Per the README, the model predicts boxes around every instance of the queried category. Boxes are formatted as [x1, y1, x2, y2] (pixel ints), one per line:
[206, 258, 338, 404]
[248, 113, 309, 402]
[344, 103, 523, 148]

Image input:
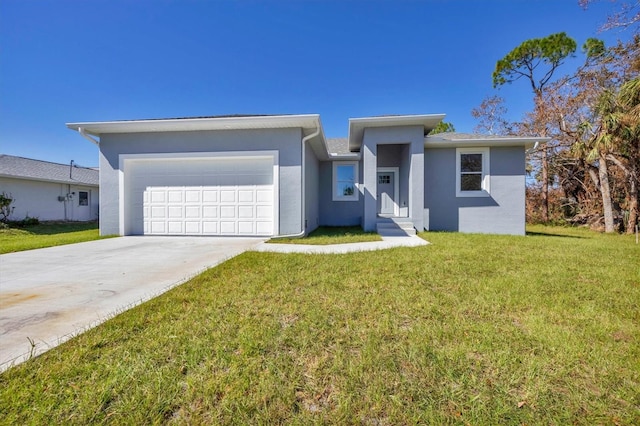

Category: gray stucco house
[66, 114, 543, 237]
[0, 154, 99, 222]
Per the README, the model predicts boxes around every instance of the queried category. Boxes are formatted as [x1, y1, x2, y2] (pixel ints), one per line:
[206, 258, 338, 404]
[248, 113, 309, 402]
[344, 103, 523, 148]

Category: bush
[22, 216, 40, 226]
[11, 216, 40, 227]
[0, 192, 15, 223]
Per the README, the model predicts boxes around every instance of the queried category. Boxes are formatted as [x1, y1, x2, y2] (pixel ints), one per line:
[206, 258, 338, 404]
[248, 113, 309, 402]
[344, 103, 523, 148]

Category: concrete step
[378, 228, 417, 237]
[376, 219, 416, 236]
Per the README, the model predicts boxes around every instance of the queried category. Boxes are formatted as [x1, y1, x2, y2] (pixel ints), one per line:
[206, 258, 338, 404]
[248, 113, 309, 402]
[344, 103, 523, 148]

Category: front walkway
[253, 234, 429, 254]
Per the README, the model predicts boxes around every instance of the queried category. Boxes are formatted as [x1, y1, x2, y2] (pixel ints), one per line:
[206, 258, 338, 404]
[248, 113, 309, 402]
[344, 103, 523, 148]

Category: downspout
[78, 127, 100, 146]
[271, 124, 321, 239]
[65, 184, 71, 221]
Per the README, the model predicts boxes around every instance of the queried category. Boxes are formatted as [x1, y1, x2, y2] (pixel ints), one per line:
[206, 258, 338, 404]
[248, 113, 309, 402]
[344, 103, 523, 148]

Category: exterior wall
[98, 128, 303, 236]
[377, 144, 409, 211]
[424, 146, 526, 235]
[318, 161, 363, 226]
[304, 140, 320, 234]
[0, 177, 98, 221]
[400, 144, 411, 215]
[362, 126, 425, 231]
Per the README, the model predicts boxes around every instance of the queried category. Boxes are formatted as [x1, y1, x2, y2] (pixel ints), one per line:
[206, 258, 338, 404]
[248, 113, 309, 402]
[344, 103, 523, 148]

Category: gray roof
[326, 138, 351, 155]
[0, 155, 99, 186]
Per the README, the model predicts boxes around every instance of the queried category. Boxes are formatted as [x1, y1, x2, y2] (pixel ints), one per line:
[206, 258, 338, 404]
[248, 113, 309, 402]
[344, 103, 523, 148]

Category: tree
[539, 34, 639, 233]
[492, 32, 577, 96]
[428, 121, 455, 135]
[571, 37, 639, 232]
[547, 38, 619, 232]
[471, 95, 512, 135]
[493, 32, 578, 222]
[596, 77, 640, 232]
[579, 0, 640, 32]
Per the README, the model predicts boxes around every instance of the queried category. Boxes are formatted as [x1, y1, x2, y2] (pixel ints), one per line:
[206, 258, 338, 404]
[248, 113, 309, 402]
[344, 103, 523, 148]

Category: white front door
[70, 188, 92, 221]
[377, 171, 395, 215]
[75, 190, 91, 221]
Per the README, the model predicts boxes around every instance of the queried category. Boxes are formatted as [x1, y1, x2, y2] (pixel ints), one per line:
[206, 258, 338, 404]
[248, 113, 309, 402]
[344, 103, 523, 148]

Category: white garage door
[126, 156, 275, 236]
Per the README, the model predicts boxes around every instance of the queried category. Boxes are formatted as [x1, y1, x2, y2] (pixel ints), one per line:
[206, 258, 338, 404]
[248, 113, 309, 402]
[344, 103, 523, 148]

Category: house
[0, 154, 99, 222]
[66, 114, 545, 237]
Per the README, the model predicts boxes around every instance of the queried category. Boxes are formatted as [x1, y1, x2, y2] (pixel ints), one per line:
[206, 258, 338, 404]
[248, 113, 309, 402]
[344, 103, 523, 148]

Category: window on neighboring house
[333, 162, 359, 201]
[456, 148, 490, 197]
[79, 191, 89, 206]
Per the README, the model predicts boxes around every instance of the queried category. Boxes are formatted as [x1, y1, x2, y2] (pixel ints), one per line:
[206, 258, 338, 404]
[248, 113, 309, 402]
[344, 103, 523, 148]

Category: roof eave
[66, 114, 323, 136]
[0, 173, 99, 186]
[424, 136, 550, 149]
[348, 114, 446, 151]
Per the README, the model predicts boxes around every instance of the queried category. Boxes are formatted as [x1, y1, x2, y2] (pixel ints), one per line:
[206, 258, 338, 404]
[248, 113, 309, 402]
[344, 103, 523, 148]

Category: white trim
[349, 114, 446, 152]
[118, 150, 279, 236]
[377, 167, 400, 216]
[332, 161, 359, 202]
[425, 135, 547, 149]
[456, 147, 490, 198]
[68, 114, 321, 136]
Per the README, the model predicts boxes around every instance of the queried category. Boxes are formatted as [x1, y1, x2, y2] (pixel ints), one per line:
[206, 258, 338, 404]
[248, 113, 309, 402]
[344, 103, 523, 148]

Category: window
[332, 162, 359, 201]
[378, 174, 390, 184]
[78, 191, 89, 206]
[456, 148, 490, 197]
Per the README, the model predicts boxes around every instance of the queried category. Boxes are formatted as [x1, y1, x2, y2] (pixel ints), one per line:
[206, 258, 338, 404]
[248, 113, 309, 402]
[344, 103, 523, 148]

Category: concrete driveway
[0, 236, 263, 371]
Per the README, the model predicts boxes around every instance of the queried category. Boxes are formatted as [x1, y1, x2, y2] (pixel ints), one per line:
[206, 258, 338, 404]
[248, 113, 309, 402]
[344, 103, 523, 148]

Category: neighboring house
[66, 114, 545, 237]
[0, 154, 99, 222]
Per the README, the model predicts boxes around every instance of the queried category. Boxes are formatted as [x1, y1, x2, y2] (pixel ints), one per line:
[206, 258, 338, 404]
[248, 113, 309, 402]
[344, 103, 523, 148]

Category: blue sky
[0, 0, 632, 167]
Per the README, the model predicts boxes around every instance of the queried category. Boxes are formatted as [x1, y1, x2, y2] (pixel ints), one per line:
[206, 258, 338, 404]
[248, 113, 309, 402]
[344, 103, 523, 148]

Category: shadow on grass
[307, 226, 373, 238]
[11, 221, 98, 235]
[526, 231, 586, 239]
[268, 226, 381, 245]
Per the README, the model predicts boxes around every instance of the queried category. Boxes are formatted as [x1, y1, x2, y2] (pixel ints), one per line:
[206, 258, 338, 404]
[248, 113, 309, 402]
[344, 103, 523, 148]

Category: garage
[123, 154, 277, 236]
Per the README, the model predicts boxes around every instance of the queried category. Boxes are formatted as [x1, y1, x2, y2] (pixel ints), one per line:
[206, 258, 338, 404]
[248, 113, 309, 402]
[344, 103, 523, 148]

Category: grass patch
[0, 221, 111, 254]
[0, 226, 638, 424]
[268, 226, 382, 245]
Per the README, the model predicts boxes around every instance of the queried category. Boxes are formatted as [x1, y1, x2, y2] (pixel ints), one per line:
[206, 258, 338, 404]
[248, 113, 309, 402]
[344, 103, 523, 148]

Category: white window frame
[456, 147, 490, 197]
[332, 161, 359, 201]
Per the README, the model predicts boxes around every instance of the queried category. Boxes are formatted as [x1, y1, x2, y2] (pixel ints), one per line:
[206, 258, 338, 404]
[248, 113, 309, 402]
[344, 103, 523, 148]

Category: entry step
[376, 219, 416, 236]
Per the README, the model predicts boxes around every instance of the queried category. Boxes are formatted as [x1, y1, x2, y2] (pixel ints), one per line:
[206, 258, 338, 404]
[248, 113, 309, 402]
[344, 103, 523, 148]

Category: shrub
[0, 192, 15, 223]
[14, 216, 40, 227]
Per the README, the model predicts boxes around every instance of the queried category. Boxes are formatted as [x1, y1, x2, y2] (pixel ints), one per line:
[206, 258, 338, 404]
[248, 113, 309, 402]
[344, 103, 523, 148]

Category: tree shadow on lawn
[526, 230, 586, 239]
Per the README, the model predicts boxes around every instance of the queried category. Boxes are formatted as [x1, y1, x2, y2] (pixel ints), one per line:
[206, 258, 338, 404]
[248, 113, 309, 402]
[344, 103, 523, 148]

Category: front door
[75, 190, 91, 221]
[377, 172, 395, 215]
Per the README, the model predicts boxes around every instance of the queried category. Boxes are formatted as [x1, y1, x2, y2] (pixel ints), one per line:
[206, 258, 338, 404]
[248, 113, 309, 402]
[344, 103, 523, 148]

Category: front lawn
[0, 221, 108, 254]
[0, 226, 638, 424]
[268, 226, 382, 245]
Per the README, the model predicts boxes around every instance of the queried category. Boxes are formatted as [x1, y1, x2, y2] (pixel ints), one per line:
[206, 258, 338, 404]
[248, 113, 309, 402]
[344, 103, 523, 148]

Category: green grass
[1, 226, 638, 424]
[268, 226, 382, 245]
[0, 221, 110, 254]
